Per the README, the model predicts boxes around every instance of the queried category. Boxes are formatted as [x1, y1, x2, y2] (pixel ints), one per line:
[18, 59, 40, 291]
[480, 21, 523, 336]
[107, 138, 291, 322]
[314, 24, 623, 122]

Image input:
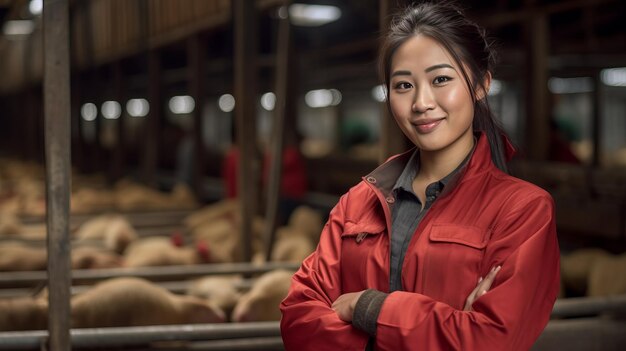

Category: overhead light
[261, 92, 276, 111]
[169, 95, 195, 114]
[218, 94, 235, 112]
[3, 20, 35, 36]
[488, 79, 503, 96]
[601, 67, 626, 87]
[80, 103, 97, 122]
[29, 0, 43, 16]
[101, 101, 121, 119]
[126, 99, 149, 117]
[305, 89, 341, 108]
[329, 89, 342, 105]
[288, 4, 341, 26]
[548, 77, 593, 94]
[371, 85, 387, 102]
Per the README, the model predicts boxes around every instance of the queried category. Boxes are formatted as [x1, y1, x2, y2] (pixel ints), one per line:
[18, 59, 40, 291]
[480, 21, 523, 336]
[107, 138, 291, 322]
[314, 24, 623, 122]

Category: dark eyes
[393, 76, 452, 90]
[433, 76, 452, 84]
[394, 82, 413, 90]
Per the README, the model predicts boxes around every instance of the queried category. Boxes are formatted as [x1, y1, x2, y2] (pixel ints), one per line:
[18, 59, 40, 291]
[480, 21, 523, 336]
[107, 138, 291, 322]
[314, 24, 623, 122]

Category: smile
[413, 118, 445, 134]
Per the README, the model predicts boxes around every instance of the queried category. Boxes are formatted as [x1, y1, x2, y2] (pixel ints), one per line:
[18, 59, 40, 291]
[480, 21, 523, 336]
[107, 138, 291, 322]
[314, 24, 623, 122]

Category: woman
[280, 2, 560, 350]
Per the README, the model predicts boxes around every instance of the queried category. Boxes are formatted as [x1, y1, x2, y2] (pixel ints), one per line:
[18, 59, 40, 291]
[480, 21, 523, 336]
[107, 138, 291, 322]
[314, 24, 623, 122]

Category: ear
[476, 71, 492, 101]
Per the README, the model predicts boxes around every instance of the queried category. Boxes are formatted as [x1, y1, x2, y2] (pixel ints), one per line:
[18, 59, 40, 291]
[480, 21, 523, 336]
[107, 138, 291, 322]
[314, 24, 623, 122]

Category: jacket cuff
[352, 289, 388, 336]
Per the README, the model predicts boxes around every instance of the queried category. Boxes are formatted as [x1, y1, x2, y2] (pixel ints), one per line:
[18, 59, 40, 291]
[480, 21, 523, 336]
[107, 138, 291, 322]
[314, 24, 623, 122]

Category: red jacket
[280, 134, 560, 351]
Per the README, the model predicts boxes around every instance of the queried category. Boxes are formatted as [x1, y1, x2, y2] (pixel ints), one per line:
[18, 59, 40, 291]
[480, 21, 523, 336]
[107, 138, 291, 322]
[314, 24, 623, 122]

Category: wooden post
[592, 70, 602, 167]
[263, 0, 292, 261]
[378, 0, 408, 163]
[43, 0, 72, 350]
[143, 50, 161, 186]
[112, 61, 126, 181]
[233, 0, 259, 263]
[188, 34, 206, 198]
[524, 13, 550, 161]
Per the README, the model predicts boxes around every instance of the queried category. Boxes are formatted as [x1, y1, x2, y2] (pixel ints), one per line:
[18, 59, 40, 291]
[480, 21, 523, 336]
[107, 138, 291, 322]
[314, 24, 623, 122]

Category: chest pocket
[422, 224, 490, 308]
[340, 220, 387, 291]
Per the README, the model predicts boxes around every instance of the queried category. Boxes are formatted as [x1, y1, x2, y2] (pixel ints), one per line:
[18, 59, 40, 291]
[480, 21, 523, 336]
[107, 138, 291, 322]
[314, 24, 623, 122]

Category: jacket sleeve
[280, 193, 370, 351]
[375, 192, 560, 351]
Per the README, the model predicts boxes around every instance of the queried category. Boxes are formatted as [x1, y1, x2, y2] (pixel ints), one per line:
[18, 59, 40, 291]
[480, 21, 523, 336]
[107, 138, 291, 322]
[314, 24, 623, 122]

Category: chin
[412, 135, 451, 152]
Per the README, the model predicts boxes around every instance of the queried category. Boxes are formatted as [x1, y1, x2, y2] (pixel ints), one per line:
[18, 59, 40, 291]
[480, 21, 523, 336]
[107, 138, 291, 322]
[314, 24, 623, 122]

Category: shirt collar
[391, 139, 476, 195]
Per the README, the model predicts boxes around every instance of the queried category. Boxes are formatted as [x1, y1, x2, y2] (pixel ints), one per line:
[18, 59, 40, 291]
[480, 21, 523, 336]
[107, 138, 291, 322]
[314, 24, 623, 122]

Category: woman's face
[389, 34, 480, 156]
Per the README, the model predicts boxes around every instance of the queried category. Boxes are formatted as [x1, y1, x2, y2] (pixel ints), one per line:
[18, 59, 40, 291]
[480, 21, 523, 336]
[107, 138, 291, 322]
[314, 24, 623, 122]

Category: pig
[0, 242, 123, 271]
[71, 277, 225, 328]
[183, 199, 239, 231]
[271, 227, 315, 263]
[561, 248, 610, 295]
[74, 214, 138, 254]
[124, 237, 209, 267]
[587, 253, 626, 297]
[187, 275, 243, 319]
[0, 212, 23, 236]
[70, 188, 115, 214]
[0, 293, 48, 331]
[287, 205, 323, 243]
[231, 269, 293, 322]
[0, 242, 47, 271]
[71, 246, 123, 269]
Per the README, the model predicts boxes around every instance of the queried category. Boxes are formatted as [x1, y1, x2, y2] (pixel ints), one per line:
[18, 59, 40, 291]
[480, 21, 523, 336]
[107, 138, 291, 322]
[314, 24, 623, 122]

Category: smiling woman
[280, 2, 560, 351]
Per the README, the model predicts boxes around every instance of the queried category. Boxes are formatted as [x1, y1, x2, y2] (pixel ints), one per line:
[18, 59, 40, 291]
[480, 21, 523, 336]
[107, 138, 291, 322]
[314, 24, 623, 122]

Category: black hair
[379, 1, 510, 172]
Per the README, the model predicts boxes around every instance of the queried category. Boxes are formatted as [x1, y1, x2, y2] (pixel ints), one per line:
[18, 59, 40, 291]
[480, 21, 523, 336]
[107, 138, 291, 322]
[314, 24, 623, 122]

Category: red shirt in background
[222, 146, 308, 199]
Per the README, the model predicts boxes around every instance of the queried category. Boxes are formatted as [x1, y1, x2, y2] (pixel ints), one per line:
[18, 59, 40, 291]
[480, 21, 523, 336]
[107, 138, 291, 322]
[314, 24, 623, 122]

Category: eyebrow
[391, 64, 455, 77]
[425, 63, 454, 73]
[391, 70, 411, 77]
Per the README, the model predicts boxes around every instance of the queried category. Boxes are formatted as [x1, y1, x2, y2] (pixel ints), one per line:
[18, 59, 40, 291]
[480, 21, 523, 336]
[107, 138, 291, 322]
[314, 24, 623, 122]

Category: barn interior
[0, 0, 625, 350]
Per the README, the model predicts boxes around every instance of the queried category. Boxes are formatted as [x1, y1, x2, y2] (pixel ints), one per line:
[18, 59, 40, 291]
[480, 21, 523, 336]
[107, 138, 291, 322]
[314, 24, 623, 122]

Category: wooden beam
[43, 0, 72, 350]
[143, 50, 161, 185]
[478, 0, 618, 28]
[524, 14, 550, 161]
[111, 61, 126, 181]
[591, 71, 602, 167]
[378, 0, 408, 163]
[188, 34, 206, 198]
[263, 0, 291, 261]
[233, 0, 259, 263]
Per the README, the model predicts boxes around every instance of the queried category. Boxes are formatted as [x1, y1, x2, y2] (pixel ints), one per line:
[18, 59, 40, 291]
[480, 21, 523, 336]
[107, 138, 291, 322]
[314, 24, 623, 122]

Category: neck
[417, 132, 474, 182]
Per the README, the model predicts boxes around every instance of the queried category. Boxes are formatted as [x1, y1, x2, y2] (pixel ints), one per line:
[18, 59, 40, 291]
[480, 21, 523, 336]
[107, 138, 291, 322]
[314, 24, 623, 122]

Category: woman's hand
[332, 290, 366, 322]
[464, 266, 501, 311]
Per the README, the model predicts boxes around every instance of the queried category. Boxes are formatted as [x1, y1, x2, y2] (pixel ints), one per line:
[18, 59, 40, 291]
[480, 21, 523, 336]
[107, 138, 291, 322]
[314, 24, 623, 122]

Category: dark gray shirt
[389, 150, 451, 292]
[352, 147, 473, 338]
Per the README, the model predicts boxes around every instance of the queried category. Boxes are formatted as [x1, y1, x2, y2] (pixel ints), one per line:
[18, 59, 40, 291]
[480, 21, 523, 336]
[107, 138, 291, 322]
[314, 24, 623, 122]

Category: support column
[379, 0, 408, 163]
[43, 0, 72, 350]
[188, 34, 206, 198]
[264, 0, 293, 261]
[524, 13, 550, 161]
[143, 50, 161, 185]
[233, 0, 260, 263]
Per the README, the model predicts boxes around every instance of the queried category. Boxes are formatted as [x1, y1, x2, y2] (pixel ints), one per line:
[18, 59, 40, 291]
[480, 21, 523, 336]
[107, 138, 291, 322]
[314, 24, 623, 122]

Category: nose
[411, 86, 436, 113]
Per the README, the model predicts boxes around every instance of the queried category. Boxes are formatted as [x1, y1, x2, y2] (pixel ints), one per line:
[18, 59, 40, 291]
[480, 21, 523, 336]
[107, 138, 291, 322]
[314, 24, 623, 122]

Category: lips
[413, 118, 445, 134]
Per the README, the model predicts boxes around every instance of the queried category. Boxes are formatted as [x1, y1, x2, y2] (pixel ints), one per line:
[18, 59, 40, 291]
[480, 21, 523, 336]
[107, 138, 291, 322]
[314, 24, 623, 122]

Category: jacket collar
[363, 132, 498, 199]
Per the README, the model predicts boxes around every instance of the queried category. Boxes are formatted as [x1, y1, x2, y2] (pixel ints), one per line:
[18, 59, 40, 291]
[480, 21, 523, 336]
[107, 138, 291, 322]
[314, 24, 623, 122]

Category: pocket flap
[341, 220, 385, 237]
[429, 224, 488, 249]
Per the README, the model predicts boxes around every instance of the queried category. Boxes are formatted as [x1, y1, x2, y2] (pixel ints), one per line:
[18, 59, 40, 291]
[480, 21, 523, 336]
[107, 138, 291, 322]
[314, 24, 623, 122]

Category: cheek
[389, 96, 408, 122]
[440, 88, 474, 122]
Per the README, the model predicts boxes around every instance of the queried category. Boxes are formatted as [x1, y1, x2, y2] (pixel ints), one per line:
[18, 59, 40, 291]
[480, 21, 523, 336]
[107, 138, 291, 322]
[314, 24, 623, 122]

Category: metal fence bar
[551, 294, 626, 318]
[0, 262, 300, 288]
[20, 209, 193, 227]
[0, 278, 256, 298]
[0, 322, 280, 350]
[181, 336, 284, 350]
